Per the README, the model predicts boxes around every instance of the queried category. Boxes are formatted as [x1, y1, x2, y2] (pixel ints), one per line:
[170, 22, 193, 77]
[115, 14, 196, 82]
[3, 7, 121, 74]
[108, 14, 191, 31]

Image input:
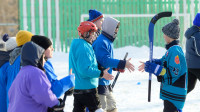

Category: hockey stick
[111, 52, 128, 89]
[148, 12, 172, 102]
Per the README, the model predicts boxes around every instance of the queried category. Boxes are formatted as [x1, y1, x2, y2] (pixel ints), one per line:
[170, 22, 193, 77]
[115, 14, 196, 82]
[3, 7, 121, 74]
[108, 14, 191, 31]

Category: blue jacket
[93, 35, 120, 85]
[92, 17, 125, 86]
[69, 39, 101, 89]
[44, 60, 75, 98]
[0, 62, 9, 112]
[185, 25, 200, 68]
[0, 51, 12, 112]
[159, 41, 187, 110]
[6, 48, 21, 109]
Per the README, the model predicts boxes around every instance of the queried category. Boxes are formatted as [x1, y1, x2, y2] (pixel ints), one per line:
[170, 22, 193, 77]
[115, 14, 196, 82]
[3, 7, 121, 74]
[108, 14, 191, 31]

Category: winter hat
[2, 33, 9, 42]
[31, 35, 52, 50]
[5, 37, 17, 51]
[16, 30, 33, 46]
[162, 19, 180, 39]
[193, 13, 200, 27]
[88, 9, 103, 22]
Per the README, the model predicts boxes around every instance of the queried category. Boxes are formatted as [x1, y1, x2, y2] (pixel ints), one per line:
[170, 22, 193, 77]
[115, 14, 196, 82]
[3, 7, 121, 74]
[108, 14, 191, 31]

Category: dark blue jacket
[185, 25, 200, 68]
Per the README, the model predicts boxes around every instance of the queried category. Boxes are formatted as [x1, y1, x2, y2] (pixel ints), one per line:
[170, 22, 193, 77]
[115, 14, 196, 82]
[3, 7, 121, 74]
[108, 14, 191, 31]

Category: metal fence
[19, 0, 200, 52]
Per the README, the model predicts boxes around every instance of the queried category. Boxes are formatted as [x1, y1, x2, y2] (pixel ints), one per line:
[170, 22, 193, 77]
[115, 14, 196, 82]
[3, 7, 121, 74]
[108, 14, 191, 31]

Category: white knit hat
[5, 37, 17, 51]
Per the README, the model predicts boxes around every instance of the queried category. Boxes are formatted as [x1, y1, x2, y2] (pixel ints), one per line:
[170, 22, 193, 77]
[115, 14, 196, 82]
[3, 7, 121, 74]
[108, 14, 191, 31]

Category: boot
[107, 108, 117, 112]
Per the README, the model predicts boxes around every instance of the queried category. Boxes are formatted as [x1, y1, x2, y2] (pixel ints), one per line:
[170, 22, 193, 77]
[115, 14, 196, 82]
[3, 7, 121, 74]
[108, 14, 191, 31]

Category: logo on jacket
[175, 55, 180, 64]
[166, 51, 169, 57]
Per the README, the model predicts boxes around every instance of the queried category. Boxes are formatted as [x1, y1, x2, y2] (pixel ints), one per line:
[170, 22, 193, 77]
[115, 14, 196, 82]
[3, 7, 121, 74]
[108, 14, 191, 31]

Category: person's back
[0, 36, 17, 112]
[8, 42, 59, 112]
[7, 47, 21, 92]
[69, 39, 100, 89]
[70, 21, 113, 112]
[185, 25, 200, 68]
[185, 13, 200, 94]
[0, 51, 11, 112]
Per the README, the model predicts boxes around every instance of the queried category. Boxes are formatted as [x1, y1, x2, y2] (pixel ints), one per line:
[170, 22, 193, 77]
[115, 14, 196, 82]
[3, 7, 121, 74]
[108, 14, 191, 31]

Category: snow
[50, 46, 200, 112]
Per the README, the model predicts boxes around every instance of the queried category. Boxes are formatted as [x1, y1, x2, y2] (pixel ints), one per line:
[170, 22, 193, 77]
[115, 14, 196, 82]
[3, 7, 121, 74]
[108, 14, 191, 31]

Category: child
[69, 21, 114, 112]
[185, 13, 200, 94]
[138, 19, 187, 112]
[6, 31, 33, 103]
[88, 9, 104, 39]
[31, 35, 75, 97]
[8, 41, 63, 112]
[92, 17, 135, 112]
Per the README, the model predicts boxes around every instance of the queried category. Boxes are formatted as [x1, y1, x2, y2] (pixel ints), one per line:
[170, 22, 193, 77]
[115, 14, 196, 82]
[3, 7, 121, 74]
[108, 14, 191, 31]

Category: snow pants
[187, 68, 200, 93]
[163, 100, 179, 112]
[73, 88, 101, 112]
[98, 92, 117, 111]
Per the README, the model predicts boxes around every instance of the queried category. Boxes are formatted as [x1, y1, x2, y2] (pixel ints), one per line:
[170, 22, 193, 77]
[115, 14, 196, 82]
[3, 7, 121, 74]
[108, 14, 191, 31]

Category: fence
[19, 0, 200, 52]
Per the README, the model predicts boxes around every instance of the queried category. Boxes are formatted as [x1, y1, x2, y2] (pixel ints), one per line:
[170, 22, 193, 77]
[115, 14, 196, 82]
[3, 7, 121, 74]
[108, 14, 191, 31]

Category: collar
[165, 40, 179, 50]
[102, 31, 115, 42]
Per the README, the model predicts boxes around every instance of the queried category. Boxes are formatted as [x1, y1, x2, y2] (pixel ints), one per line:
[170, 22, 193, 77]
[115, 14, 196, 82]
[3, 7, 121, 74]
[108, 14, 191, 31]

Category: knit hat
[193, 13, 200, 27]
[2, 33, 9, 42]
[162, 19, 180, 39]
[88, 9, 103, 22]
[5, 37, 17, 51]
[31, 35, 52, 50]
[16, 30, 33, 46]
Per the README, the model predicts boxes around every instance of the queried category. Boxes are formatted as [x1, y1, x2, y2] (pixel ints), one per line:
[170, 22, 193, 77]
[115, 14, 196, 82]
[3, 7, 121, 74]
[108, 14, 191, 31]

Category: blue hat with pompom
[88, 9, 103, 22]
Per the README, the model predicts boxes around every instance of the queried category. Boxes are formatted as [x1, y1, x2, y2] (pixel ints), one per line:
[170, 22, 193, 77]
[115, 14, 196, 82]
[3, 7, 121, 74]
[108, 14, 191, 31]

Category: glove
[178, 109, 182, 112]
[144, 61, 163, 76]
[47, 99, 65, 112]
[146, 59, 162, 65]
[113, 68, 125, 73]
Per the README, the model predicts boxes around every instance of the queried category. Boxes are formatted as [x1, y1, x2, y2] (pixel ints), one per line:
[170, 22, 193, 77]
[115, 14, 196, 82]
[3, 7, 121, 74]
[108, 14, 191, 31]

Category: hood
[185, 25, 200, 39]
[21, 42, 45, 67]
[102, 17, 120, 41]
[0, 50, 12, 67]
[9, 47, 22, 65]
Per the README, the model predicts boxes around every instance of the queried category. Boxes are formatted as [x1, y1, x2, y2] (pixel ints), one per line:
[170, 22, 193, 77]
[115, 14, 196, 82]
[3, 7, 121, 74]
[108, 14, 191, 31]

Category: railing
[19, 0, 199, 52]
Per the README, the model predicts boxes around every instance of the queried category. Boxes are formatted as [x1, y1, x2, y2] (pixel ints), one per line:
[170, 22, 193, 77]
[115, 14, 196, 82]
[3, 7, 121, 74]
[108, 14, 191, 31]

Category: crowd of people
[0, 9, 200, 112]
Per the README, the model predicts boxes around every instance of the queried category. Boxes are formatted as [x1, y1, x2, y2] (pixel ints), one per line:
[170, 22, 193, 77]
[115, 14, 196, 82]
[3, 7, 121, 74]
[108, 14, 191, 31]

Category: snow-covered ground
[50, 46, 200, 112]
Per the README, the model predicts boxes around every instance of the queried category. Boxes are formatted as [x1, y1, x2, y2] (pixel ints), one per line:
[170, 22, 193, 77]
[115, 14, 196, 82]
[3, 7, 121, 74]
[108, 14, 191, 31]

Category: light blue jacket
[159, 43, 187, 110]
[69, 39, 101, 89]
